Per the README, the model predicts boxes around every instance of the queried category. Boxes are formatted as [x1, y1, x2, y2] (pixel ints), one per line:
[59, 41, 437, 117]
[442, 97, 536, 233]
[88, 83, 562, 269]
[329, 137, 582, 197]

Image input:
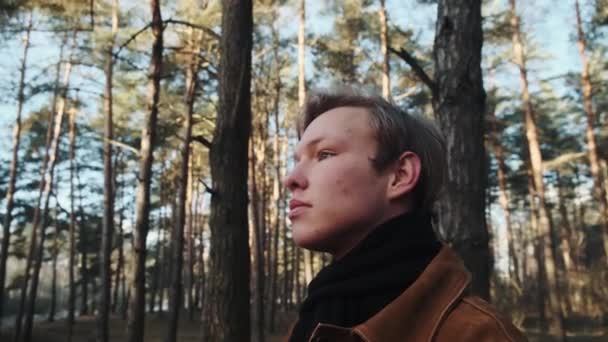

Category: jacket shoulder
[435, 295, 528, 342]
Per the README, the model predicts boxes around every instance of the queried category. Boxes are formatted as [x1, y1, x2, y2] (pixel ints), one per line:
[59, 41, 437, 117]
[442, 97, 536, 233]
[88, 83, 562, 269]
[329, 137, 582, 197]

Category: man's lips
[289, 199, 311, 210]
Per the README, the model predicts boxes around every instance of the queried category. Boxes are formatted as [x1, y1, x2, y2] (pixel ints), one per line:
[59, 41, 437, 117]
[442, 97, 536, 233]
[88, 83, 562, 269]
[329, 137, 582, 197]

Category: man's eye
[317, 151, 334, 161]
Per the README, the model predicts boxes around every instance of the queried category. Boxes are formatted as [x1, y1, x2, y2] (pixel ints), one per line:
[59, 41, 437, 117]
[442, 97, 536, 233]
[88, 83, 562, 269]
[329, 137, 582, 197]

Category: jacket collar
[308, 245, 471, 342]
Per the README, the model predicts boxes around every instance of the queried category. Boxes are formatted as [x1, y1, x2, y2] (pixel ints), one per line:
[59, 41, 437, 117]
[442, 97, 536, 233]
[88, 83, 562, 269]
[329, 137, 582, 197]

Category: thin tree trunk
[269, 46, 283, 332]
[198, 213, 206, 311]
[294, 247, 301, 304]
[67, 95, 78, 342]
[576, 0, 608, 261]
[186, 158, 195, 321]
[48, 216, 59, 322]
[379, 0, 390, 99]
[527, 173, 546, 330]
[298, 0, 306, 108]
[112, 188, 124, 314]
[126, 0, 163, 340]
[433, 0, 489, 299]
[23, 38, 75, 342]
[0, 13, 32, 325]
[555, 170, 574, 318]
[158, 190, 167, 313]
[510, 0, 566, 338]
[296, 0, 313, 296]
[81, 242, 89, 316]
[556, 171, 574, 272]
[201, 0, 253, 340]
[165, 30, 196, 342]
[77, 162, 90, 317]
[250, 137, 265, 342]
[149, 210, 161, 314]
[192, 183, 202, 311]
[98, 2, 118, 341]
[489, 102, 519, 284]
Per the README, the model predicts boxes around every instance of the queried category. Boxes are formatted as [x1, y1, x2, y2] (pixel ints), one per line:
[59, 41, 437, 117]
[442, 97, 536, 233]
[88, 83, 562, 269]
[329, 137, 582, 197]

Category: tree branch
[198, 178, 216, 196]
[388, 46, 436, 95]
[192, 135, 212, 149]
[114, 23, 153, 58]
[106, 138, 140, 156]
[163, 18, 220, 40]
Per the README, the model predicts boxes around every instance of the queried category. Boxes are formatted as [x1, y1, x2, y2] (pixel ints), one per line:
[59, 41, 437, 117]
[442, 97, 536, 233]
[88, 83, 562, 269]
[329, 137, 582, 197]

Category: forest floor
[0, 312, 291, 342]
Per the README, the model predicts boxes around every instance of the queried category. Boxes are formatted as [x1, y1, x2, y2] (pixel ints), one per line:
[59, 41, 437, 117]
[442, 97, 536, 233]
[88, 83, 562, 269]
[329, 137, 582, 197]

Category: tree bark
[433, 0, 490, 299]
[379, 0, 390, 99]
[0, 13, 32, 325]
[165, 30, 197, 342]
[576, 0, 608, 261]
[126, 0, 163, 340]
[98, 1, 118, 341]
[201, 0, 253, 340]
[510, 0, 565, 338]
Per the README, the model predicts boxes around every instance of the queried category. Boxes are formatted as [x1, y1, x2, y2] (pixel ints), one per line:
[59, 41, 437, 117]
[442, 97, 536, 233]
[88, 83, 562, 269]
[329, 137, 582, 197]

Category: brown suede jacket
[285, 246, 528, 342]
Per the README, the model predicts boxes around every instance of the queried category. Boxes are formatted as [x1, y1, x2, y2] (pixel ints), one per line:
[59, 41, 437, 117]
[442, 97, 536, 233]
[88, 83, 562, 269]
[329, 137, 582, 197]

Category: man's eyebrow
[293, 137, 325, 160]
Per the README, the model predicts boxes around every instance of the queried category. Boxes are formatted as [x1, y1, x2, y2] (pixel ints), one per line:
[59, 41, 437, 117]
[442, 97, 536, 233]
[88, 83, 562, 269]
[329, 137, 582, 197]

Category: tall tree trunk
[78, 163, 90, 317]
[250, 136, 265, 342]
[98, 1, 118, 341]
[48, 217, 59, 322]
[433, 0, 489, 299]
[186, 158, 195, 320]
[556, 171, 574, 272]
[379, 0, 390, 99]
[201, 0, 253, 340]
[510, 0, 566, 338]
[268, 45, 283, 332]
[67, 95, 78, 342]
[126, 0, 163, 340]
[158, 192, 167, 313]
[149, 211, 161, 313]
[576, 0, 608, 261]
[165, 31, 197, 342]
[489, 101, 519, 284]
[297, 0, 306, 108]
[23, 39, 75, 342]
[198, 213, 206, 311]
[294, 247, 301, 303]
[0, 13, 32, 325]
[526, 173, 547, 329]
[80, 242, 89, 316]
[112, 184, 124, 314]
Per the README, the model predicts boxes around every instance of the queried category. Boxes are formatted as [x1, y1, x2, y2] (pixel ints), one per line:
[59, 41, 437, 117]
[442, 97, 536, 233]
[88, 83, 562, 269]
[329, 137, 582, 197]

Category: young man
[283, 88, 527, 342]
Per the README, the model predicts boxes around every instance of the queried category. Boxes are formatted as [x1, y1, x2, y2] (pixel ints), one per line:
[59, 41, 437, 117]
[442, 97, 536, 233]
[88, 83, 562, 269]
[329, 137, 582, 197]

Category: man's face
[283, 106, 392, 257]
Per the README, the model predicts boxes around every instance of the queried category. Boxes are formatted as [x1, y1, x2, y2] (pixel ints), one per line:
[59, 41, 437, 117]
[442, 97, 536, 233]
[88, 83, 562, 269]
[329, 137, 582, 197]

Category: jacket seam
[462, 297, 518, 342]
[352, 327, 371, 342]
[427, 272, 470, 342]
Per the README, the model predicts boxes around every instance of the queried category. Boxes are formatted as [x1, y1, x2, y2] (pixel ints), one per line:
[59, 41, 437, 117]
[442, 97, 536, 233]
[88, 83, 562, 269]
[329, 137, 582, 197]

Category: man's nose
[283, 166, 308, 191]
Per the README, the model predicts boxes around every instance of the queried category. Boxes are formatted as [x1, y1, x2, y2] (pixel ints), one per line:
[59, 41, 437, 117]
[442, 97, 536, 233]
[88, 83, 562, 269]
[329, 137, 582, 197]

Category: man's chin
[292, 234, 333, 254]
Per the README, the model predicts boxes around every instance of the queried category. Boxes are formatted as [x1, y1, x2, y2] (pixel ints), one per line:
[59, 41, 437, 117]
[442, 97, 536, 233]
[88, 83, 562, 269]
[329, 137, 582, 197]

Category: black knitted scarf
[289, 211, 442, 342]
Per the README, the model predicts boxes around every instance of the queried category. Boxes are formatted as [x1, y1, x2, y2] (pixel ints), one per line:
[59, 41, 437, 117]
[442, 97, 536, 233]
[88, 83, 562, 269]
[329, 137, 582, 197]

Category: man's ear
[387, 151, 421, 201]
